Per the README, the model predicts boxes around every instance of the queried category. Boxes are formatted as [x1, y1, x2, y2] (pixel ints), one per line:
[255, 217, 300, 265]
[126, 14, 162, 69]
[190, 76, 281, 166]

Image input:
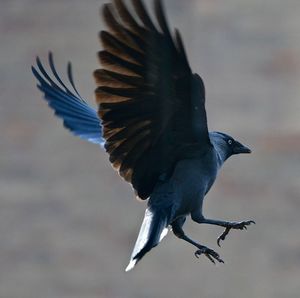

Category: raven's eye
[228, 139, 233, 145]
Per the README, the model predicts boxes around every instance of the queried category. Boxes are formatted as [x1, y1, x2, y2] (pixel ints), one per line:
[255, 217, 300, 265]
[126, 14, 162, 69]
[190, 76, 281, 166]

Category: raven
[32, 0, 255, 271]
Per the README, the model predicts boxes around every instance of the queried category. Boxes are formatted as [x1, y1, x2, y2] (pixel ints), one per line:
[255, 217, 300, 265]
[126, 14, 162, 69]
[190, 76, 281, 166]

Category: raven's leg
[191, 212, 255, 247]
[171, 217, 224, 264]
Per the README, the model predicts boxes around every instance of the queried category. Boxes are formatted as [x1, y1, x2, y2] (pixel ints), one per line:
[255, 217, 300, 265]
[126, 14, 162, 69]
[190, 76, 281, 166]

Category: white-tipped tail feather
[125, 208, 168, 271]
[125, 259, 138, 272]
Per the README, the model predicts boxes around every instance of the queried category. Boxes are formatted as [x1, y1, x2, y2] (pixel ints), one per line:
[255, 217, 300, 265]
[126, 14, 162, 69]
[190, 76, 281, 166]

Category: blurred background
[1, 0, 300, 297]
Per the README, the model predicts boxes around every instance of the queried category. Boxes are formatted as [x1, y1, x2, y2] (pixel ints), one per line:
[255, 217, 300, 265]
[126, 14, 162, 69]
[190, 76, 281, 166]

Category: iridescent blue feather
[32, 53, 104, 146]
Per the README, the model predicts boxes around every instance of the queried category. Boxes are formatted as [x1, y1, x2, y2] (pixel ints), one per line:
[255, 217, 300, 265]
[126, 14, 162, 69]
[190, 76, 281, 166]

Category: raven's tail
[125, 208, 169, 272]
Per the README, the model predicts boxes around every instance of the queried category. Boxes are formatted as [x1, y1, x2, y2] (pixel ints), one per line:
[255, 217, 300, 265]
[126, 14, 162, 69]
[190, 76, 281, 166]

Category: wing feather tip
[31, 65, 37, 76]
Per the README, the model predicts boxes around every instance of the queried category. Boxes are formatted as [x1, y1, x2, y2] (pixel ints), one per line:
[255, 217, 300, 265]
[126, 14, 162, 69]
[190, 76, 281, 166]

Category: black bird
[32, 0, 255, 271]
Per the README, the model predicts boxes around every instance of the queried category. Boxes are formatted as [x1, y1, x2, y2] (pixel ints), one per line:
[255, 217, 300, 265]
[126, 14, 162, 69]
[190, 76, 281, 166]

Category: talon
[217, 235, 224, 247]
[217, 226, 231, 247]
[195, 247, 224, 264]
[217, 236, 223, 247]
[217, 219, 255, 246]
[236, 220, 256, 229]
[205, 253, 215, 264]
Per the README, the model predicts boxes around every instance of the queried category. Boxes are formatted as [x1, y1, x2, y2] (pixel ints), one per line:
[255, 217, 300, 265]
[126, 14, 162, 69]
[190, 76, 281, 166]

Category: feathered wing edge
[32, 52, 104, 146]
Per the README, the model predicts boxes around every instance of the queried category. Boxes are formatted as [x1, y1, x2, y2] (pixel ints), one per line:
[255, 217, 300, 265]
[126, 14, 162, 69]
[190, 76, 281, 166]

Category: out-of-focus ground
[1, 0, 300, 297]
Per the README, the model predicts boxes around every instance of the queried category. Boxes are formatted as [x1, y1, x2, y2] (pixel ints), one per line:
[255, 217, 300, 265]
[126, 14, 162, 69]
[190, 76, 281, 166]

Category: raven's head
[210, 132, 251, 162]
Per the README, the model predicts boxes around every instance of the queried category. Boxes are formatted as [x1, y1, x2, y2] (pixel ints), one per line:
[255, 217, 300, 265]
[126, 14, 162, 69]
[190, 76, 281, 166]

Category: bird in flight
[32, 0, 255, 271]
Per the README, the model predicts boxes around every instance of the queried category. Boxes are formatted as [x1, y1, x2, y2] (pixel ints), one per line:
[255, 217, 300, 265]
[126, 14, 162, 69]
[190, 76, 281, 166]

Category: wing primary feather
[102, 3, 123, 34]
[132, 0, 157, 31]
[94, 69, 144, 87]
[35, 83, 97, 115]
[113, 0, 143, 35]
[95, 88, 130, 104]
[33, 67, 91, 114]
[174, 29, 191, 72]
[154, 0, 172, 40]
[36, 56, 62, 91]
[96, 86, 140, 98]
[100, 31, 144, 64]
[106, 121, 150, 143]
[122, 27, 146, 52]
[98, 51, 144, 76]
[99, 97, 152, 112]
[67, 61, 85, 101]
[48, 52, 75, 97]
[119, 138, 151, 180]
[108, 129, 150, 163]
[99, 95, 154, 119]
[102, 108, 153, 125]
[94, 69, 132, 88]
[102, 3, 142, 51]
[102, 114, 151, 129]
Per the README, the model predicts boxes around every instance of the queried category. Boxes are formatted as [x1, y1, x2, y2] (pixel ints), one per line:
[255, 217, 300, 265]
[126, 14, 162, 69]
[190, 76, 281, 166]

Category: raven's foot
[217, 220, 255, 247]
[195, 246, 224, 264]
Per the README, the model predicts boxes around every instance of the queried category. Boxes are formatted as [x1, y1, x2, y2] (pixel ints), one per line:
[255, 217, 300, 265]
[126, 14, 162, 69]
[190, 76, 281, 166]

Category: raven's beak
[233, 142, 252, 154]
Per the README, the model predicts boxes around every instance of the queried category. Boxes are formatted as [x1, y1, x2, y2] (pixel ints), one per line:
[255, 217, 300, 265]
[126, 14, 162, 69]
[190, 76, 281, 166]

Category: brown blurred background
[1, 0, 300, 297]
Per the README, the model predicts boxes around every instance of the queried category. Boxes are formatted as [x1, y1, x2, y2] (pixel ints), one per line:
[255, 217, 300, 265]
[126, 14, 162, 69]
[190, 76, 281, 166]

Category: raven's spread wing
[95, 0, 211, 199]
[32, 53, 104, 146]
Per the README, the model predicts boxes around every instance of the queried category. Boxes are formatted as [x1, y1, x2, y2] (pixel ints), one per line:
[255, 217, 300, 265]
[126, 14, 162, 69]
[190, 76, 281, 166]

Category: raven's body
[151, 148, 218, 221]
[32, 0, 255, 271]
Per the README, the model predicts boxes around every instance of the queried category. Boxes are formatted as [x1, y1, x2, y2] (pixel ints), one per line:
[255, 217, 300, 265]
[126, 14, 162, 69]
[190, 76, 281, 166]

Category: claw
[205, 253, 216, 264]
[195, 247, 224, 264]
[217, 226, 231, 247]
[217, 220, 255, 246]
